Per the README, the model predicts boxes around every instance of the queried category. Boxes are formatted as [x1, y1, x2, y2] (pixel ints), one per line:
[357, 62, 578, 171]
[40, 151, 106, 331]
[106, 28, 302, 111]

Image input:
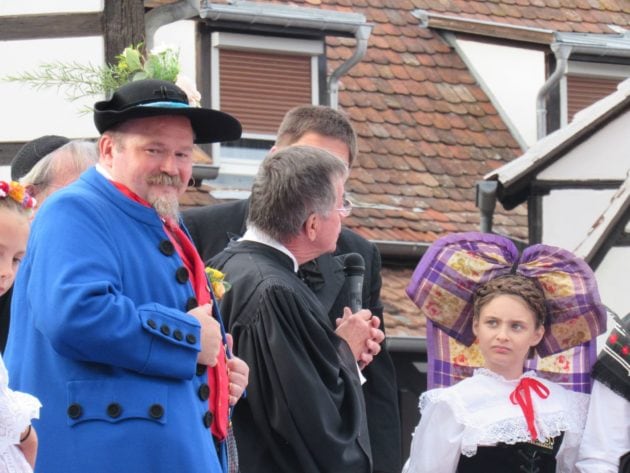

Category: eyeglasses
[336, 196, 352, 217]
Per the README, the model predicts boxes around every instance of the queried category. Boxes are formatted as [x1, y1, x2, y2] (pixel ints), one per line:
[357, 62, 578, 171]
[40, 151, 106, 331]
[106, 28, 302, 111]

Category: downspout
[327, 24, 372, 109]
[536, 43, 572, 139]
[145, 0, 199, 50]
[476, 180, 498, 233]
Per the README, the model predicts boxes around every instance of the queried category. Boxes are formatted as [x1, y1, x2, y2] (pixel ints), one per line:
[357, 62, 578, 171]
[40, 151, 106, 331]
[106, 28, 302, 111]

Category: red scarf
[111, 181, 229, 440]
[509, 377, 550, 441]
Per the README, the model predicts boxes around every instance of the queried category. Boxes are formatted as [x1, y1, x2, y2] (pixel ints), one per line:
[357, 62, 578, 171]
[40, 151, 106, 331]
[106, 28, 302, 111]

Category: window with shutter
[562, 61, 630, 126]
[208, 32, 324, 182]
[567, 75, 622, 122]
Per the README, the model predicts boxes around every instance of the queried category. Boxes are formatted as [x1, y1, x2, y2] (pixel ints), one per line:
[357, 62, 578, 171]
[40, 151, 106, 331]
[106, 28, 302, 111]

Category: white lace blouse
[0, 356, 41, 473]
[403, 369, 589, 473]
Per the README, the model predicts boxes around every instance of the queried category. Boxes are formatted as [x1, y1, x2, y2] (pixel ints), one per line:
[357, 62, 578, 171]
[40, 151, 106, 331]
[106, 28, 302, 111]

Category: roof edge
[485, 78, 630, 206]
[412, 9, 554, 45]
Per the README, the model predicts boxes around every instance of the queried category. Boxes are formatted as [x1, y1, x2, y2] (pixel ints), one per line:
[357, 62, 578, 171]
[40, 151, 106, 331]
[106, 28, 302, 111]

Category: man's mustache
[147, 174, 182, 187]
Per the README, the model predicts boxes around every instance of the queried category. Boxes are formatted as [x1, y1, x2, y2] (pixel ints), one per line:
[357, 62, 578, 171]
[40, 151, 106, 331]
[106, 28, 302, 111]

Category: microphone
[344, 253, 365, 313]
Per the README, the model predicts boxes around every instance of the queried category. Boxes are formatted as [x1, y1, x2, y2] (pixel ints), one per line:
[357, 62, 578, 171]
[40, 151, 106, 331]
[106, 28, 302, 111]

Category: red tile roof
[169, 0, 629, 336]
[410, 0, 629, 33]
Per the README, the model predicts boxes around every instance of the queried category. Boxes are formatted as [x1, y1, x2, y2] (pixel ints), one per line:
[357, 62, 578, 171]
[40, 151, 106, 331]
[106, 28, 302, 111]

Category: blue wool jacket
[5, 167, 222, 473]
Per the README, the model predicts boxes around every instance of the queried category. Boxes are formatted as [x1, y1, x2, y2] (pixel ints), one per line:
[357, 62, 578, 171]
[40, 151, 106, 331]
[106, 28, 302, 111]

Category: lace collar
[420, 369, 589, 457]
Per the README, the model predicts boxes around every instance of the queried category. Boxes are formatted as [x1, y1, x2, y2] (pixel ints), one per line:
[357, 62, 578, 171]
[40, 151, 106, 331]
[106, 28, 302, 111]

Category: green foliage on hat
[4, 43, 181, 102]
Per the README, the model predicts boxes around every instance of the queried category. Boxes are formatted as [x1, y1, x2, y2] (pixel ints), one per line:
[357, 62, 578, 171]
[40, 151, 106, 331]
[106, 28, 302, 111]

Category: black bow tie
[297, 260, 325, 291]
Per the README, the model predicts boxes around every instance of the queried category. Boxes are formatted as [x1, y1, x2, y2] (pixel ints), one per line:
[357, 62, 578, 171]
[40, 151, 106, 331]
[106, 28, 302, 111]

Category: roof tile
[187, 0, 627, 335]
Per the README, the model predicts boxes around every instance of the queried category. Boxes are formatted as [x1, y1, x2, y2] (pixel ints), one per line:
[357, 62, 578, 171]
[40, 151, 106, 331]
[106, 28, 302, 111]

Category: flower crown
[0, 181, 36, 210]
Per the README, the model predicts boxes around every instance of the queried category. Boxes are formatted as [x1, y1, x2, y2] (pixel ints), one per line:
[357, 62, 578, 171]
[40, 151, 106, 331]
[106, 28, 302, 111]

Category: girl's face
[0, 207, 30, 297]
[473, 294, 544, 380]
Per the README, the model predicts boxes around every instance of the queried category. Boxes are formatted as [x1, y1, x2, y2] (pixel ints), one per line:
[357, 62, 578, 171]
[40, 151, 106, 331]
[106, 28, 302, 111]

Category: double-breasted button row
[186, 297, 198, 312]
[198, 383, 210, 401]
[203, 410, 214, 428]
[176, 267, 189, 284]
[66, 402, 165, 420]
[159, 240, 175, 256]
[196, 364, 207, 376]
[158, 241, 189, 286]
[146, 318, 197, 345]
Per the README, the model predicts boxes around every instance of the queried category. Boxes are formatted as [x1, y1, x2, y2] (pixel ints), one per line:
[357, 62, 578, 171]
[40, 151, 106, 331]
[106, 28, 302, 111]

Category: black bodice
[457, 434, 563, 473]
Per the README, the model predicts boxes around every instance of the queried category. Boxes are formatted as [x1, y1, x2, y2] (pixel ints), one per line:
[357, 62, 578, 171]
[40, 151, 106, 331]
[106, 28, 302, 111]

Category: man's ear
[303, 213, 318, 242]
[98, 134, 114, 166]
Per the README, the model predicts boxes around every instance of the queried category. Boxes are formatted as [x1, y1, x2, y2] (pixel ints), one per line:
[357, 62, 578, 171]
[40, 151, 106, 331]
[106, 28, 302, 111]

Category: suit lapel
[311, 253, 346, 317]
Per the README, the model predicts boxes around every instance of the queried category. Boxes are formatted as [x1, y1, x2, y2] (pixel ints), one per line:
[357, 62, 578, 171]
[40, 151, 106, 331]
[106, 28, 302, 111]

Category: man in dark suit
[183, 105, 402, 473]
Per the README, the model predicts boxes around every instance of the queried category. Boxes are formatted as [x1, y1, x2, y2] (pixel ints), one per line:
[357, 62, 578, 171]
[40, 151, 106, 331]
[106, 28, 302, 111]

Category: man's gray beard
[151, 195, 180, 222]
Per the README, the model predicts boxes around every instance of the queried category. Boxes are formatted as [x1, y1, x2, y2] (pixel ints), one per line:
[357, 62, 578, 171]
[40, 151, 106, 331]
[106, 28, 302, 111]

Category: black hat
[93, 79, 242, 144]
[11, 135, 70, 181]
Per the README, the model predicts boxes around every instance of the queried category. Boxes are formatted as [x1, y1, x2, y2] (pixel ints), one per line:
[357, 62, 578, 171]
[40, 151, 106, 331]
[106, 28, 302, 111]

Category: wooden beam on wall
[103, 0, 145, 65]
[0, 13, 103, 41]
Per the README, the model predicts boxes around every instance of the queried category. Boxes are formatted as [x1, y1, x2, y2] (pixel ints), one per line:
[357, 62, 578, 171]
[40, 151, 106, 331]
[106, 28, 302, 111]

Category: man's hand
[187, 303, 222, 367]
[335, 308, 384, 368]
[226, 334, 249, 406]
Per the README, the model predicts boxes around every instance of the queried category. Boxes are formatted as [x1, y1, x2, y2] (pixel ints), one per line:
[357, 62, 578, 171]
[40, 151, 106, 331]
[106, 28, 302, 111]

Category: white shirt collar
[95, 163, 113, 179]
[241, 226, 299, 272]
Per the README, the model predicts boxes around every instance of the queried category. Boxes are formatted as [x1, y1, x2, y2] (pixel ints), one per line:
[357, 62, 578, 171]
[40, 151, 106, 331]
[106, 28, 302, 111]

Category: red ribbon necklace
[509, 377, 550, 441]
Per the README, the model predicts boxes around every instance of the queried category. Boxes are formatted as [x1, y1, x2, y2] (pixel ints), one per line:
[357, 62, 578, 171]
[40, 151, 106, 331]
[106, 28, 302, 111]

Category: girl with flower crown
[403, 232, 607, 473]
[0, 181, 40, 472]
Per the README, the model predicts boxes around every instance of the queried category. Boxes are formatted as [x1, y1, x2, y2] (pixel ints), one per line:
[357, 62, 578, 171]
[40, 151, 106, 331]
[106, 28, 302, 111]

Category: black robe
[184, 200, 401, 472]
[212, 241, 372, 473]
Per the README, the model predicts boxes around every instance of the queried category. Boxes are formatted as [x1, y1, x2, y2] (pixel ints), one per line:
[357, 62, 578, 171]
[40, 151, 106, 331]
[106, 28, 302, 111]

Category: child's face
[473, 294, 544, 380]
[0, 207, 30, 297]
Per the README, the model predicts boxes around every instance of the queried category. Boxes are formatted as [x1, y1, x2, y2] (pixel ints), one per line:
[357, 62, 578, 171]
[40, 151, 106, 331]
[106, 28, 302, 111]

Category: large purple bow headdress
[406, 232, 607, 357]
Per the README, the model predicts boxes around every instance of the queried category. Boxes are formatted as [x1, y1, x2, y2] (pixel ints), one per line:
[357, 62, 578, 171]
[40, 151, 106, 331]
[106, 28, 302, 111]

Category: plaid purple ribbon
[407, 232, 607, 358]
[426, 320, 597, 393]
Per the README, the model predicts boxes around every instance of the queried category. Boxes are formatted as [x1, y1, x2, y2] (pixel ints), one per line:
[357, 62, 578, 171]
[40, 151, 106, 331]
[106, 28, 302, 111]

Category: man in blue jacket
[5, 79, 247, 473]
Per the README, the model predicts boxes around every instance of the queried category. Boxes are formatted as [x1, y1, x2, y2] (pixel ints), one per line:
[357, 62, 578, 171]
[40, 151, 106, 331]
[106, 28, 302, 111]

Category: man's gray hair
[20, 140, 98, 189]
[248, 145, 348, 242]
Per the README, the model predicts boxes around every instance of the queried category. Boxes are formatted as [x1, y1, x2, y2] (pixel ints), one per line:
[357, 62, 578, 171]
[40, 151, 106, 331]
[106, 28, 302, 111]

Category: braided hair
[473, 274, 547, 328]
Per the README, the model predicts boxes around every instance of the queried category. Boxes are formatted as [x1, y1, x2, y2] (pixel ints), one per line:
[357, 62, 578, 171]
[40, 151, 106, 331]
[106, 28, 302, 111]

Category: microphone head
[343, 253, 365, 276]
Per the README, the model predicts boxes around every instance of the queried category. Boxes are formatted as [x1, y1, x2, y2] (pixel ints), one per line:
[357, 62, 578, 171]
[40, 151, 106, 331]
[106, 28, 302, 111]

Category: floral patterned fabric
[407, 232, 607, 358]
[426, 320, 596, 393]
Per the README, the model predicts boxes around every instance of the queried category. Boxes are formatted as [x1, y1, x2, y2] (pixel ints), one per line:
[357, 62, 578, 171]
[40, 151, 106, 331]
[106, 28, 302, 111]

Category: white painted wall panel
[0, 0, 101, 15]
[0, 36, 104, 140]
[456, 39, 545, 147]
[541, 188, 616, 249]
[539, 111, 630, 181]
[153, 20, 196, 81]
[594, 246, 630, 350]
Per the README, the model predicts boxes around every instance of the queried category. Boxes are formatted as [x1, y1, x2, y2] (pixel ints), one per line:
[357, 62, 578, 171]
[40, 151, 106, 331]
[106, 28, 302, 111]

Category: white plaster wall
[541, 188, 616, 249]
[539, 111, 630, 181]
[0, 0, 101, 15]
[0, 36, 104, 140]
[593, 246, 630, 350]
[456, 39, 545, 147]
[152, 20, 197, 81]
